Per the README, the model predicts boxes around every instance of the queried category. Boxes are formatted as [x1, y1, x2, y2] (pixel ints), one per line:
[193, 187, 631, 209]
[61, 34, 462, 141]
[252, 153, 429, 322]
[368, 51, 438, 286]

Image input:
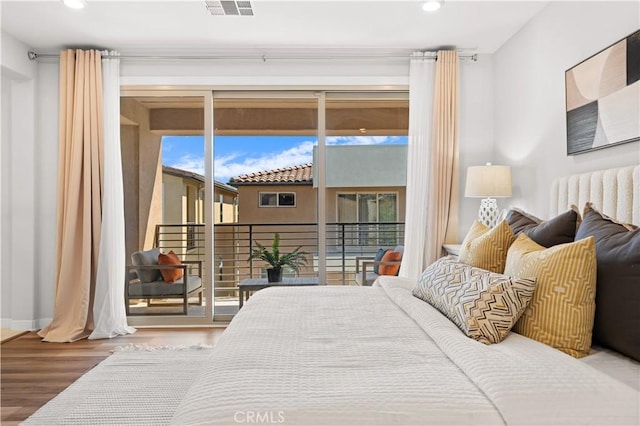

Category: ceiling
[1, 1, 548, 55]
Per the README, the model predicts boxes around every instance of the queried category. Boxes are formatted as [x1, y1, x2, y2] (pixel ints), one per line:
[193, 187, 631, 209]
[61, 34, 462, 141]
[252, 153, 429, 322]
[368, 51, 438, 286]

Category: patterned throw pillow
[413, 257, 536, 344]
[158, 250, 184, 283]
[458, 220, 516, 273]
[505, 234, 597, 358]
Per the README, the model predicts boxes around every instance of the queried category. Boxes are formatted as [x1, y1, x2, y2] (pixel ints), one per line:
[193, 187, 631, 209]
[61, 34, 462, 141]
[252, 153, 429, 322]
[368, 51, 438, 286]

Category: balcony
[127, 222, 405, 317]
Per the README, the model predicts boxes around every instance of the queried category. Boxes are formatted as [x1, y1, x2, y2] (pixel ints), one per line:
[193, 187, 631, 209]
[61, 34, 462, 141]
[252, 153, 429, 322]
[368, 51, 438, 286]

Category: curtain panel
[426, 50, 459, 263]
[39, 49, 104, 342]
[39, 49, 134, 342]
[89, 52, 135, 339]
[400, 50, 459, 278]
[399, 53, 435, 278]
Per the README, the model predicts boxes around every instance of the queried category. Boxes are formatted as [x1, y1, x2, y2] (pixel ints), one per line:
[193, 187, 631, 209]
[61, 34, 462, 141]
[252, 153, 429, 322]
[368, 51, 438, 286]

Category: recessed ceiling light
[63, 0, 87, 9]
[422, 0, 443, 12]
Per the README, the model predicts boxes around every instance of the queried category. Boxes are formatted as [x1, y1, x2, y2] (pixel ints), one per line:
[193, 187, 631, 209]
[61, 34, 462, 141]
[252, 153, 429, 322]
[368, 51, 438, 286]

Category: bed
[171, 166, 640, 425]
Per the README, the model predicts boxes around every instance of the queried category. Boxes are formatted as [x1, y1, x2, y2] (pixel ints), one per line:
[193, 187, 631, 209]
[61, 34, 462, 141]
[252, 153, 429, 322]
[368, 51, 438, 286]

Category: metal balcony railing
[154, 222, 405, 298]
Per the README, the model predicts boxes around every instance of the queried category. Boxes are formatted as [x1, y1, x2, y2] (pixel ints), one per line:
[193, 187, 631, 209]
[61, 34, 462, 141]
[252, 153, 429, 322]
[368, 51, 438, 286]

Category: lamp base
[478, 198, 499, 228]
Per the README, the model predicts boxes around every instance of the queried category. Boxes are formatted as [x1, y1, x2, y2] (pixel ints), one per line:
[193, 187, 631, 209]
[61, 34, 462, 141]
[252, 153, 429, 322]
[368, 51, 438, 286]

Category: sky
[162, 135, 408, 183]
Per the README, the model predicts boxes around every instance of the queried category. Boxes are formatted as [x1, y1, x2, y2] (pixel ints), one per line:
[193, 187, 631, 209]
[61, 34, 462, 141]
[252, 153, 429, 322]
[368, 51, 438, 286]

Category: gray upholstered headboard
[550, 165, 639, 225]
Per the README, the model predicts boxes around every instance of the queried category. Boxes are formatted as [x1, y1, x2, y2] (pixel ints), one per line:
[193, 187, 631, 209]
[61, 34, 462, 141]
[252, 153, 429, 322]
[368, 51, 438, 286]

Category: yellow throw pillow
[505, 234, 597, 358]
[458, 220, 516, 273]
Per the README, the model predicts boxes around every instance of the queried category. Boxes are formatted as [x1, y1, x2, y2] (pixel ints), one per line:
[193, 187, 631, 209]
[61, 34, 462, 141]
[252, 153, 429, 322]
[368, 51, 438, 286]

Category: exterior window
[278, 193, 295, 206]
[337, 192, 398, 246]
[259, 192, 296, 207]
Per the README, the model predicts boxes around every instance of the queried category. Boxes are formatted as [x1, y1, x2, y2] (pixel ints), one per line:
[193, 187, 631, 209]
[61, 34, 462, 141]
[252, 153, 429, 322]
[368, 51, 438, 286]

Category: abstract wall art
[565, 30, 640, 155]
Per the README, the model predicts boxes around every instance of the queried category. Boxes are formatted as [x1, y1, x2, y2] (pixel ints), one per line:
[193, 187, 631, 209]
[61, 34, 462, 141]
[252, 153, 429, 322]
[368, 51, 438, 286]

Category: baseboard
[36, 317, 51, 330]
[1, 318, 12, 328]
[10, 319, 39, 330]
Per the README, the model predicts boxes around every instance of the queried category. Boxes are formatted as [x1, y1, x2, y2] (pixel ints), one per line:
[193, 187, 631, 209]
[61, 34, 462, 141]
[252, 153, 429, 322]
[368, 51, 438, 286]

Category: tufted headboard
[550, 165, 640, 225]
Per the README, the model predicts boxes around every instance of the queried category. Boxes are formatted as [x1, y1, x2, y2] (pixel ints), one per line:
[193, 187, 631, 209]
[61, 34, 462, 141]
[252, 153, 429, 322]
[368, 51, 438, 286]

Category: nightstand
[443, 244, 462, 260]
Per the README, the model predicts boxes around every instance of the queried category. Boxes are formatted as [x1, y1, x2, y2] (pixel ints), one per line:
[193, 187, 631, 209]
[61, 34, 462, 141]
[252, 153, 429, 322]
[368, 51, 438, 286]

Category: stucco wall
[120, 98, 163, 251]
[235, 184, 317, 224]
[162, 173, 187, 225]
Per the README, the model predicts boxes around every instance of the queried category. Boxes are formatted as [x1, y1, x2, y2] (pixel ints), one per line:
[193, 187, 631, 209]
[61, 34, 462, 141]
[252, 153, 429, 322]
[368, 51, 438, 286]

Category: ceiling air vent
[205, 0, 254, 16]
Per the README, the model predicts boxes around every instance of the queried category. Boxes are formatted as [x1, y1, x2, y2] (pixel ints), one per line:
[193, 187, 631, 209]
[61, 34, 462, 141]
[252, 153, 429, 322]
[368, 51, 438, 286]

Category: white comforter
[171, 277, 639, 425]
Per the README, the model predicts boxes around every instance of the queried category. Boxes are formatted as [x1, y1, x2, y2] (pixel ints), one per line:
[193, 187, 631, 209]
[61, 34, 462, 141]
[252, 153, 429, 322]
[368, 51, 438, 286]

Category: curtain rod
[27, 51, 478, 62]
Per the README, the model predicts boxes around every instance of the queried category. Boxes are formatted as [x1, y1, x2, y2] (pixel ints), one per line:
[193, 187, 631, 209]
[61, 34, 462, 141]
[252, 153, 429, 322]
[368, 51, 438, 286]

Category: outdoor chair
[354, 245, 404, 286]
[125, 248, 203, 315]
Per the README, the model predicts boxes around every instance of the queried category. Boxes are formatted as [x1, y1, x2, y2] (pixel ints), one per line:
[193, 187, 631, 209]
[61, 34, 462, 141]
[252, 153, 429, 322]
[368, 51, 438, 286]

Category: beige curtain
[424, 50, 459, 265]
[39, 50, 104, 342]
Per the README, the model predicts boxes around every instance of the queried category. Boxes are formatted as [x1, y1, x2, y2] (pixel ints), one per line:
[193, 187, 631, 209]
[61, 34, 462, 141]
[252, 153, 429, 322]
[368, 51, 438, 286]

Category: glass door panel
[120, 94, 211, 322]
[212, 93, 318, 321]
[325, 92, 409, 285]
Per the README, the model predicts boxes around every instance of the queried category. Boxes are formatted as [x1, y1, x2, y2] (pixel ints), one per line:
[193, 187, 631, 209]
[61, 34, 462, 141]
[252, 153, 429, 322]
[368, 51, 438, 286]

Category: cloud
[215, 140, 315, 182]
[327, 135, 402, 145]
[168, 136, 406, 183]
[168, 140, 315, 183]
[170, 154, 205, 177]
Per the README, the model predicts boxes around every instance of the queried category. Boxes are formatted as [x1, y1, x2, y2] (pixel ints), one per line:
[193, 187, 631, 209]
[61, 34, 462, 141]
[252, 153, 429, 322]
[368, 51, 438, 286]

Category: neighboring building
[229, 163, 315, 224]
[161, 165, 238, 258]
[229, 145, 408, 284]
[229, 145, 407, 227]
[230, 145, 406, 240]
[163, 165, 238, 227]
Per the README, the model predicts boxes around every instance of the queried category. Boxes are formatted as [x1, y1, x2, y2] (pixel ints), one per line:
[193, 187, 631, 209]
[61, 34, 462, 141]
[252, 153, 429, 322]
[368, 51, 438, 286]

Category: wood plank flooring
[1, 327, 226, 425]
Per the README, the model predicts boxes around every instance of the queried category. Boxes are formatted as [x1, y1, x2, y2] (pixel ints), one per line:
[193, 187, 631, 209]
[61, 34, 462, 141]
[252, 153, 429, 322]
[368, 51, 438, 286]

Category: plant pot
[267, 267, 283, 283]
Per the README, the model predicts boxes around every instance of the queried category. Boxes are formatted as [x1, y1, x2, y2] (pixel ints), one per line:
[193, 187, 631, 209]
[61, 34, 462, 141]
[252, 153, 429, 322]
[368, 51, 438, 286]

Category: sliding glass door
[119, 88, 407, 324]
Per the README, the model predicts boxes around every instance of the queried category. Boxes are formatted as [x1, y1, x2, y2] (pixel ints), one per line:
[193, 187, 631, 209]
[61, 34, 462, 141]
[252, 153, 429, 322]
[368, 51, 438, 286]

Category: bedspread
[171, 277, 639, 425]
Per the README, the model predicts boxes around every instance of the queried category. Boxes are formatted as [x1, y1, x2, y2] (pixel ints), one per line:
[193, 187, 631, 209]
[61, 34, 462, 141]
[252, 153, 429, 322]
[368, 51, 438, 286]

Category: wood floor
[1, 327, 226, 425]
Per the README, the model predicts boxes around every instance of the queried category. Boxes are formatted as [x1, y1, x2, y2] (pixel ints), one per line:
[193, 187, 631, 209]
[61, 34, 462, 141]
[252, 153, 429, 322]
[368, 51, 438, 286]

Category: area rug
[22, 344, 214, 425]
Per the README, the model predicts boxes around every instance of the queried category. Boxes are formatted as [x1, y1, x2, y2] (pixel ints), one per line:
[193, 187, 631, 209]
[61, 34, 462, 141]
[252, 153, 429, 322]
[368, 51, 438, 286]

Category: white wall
[493, 1, 640, 218]
[35, 62, 59, 325]
[458, 54, 494, 238]
[1, 73, 12, 327]
[1, 31, 40, 329]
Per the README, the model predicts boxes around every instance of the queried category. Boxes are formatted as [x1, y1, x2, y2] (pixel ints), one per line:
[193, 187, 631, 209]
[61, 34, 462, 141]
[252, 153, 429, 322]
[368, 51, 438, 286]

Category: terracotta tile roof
[229, 163, 313, 185]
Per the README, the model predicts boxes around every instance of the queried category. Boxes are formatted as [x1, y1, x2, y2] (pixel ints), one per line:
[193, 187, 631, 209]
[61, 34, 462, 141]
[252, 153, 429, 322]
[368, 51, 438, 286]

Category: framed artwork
[565, 29, 640, 155]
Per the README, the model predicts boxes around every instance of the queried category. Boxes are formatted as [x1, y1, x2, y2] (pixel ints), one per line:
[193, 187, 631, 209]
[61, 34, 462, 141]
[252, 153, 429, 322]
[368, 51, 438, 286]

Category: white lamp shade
[464, 165, 512, 198]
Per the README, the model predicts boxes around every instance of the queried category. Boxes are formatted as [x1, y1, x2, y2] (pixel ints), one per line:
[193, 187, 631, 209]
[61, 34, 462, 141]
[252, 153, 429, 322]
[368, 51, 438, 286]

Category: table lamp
[464, 163, 512, 228]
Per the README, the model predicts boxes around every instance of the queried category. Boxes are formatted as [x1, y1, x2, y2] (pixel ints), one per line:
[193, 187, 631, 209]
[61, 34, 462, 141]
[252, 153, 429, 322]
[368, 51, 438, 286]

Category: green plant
[248, 233, 308, 274]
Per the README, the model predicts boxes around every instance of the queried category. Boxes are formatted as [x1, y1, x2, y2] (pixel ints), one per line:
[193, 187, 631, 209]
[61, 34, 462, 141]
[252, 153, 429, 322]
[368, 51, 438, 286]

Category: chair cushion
[379, 251, 402, 276]
[128, 275, 202, 297]
[131, 248, 161, 283]
[158, 250, 183, 283]
[372, 248, 389, 274]
[393, 245, 404, 255]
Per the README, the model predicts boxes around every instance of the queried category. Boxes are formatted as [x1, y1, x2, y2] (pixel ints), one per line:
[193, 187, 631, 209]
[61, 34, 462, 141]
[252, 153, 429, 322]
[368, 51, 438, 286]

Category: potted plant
[248, 233, 308, 282]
